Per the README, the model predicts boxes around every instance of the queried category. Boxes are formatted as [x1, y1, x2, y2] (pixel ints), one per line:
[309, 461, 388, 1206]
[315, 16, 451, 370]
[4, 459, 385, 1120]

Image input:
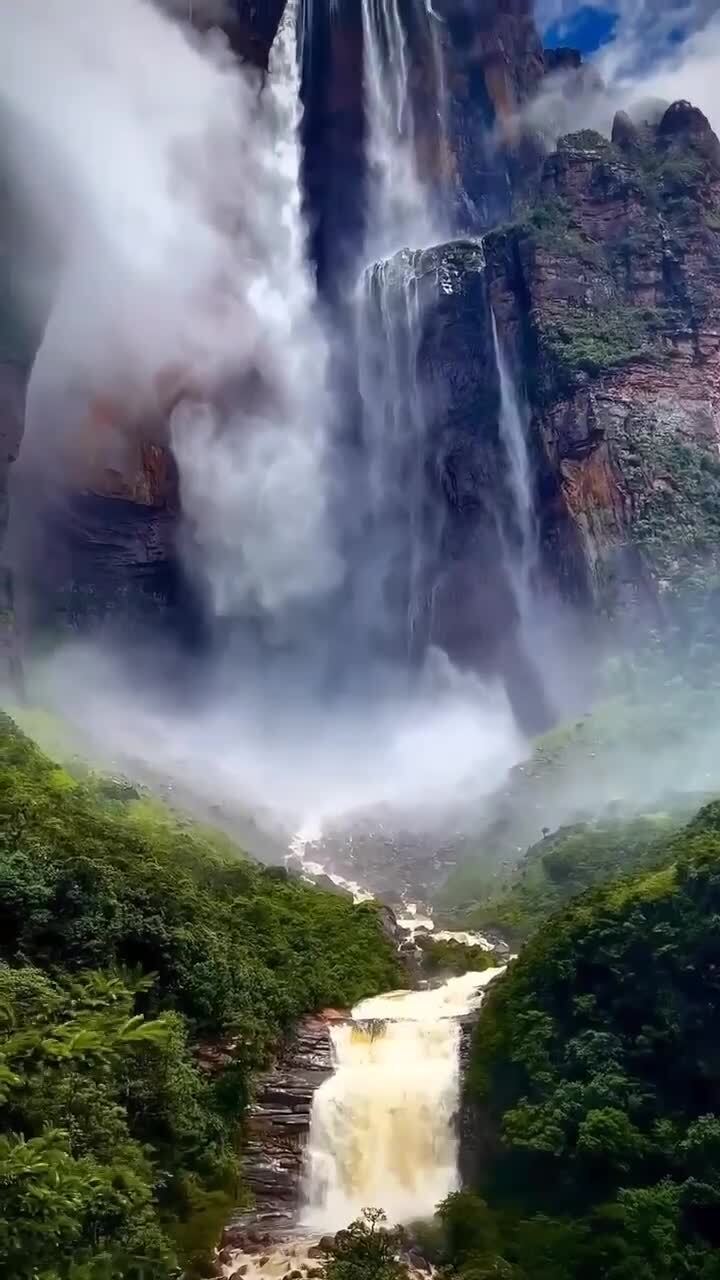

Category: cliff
[223, 1013, 337, 1243]
[485, 102, 720, 629]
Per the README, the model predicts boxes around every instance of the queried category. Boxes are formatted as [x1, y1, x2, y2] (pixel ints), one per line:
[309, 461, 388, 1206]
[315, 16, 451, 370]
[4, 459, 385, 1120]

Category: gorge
[3, 2, 720, 1279]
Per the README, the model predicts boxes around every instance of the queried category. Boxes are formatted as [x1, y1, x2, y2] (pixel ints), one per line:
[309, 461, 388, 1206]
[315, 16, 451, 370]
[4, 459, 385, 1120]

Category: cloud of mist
[528, 1, 720, 146]
[0, 0, 342, 616]
[27, 641, 527, 860]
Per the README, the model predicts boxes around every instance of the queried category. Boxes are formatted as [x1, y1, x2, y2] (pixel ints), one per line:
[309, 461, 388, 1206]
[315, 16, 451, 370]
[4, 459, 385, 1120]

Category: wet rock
[226, 1015, 336, 1230]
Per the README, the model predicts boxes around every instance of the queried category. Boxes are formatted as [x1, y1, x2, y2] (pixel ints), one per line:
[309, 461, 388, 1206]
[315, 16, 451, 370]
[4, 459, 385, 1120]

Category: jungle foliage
[0, 713, 400, 1278]
[449, 801, 720, 1279]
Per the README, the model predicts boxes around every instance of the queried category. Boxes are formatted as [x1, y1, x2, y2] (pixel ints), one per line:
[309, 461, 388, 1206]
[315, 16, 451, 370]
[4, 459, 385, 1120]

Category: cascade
[490, 311, 542, 653]
[360, 0, 447, 257]
[491, 312, 537, 600]
[301, 969, 504, 1231]
[353, 250, 433, 662]
[489, 312, 553, 726]
[349, 0, 450, 663]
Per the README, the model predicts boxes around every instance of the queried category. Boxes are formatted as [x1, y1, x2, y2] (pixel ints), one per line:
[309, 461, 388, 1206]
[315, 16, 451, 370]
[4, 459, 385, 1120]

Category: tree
[322, 1210, 409, 1280]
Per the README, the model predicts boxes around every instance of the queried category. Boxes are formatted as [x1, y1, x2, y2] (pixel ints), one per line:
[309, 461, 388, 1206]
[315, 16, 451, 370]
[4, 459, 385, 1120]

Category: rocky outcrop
[224, 1012, 339, 1241]
[457, 1017, 498, 1188]
[482, 103, 720, 631]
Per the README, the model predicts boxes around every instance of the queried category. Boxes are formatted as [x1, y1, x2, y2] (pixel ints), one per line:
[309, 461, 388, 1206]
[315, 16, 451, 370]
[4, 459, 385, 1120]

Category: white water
[360, 0, 446, 257]
[2, 0, 340, 623]
[491, 311, 537, 601]
[354, 251, 432, 659]
[350, 0, 450, 661]
[170, 3, 342, 617]
[301, 968, 504, 1231]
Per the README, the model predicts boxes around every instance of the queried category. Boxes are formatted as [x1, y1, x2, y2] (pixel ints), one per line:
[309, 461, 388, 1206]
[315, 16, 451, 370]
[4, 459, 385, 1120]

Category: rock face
[482, 104, 720, 629]
[224, 1013, 337, 1240]
[412, 241, 551, 728]
[438, 0, 544, 229]
[299, 0, 545, 289]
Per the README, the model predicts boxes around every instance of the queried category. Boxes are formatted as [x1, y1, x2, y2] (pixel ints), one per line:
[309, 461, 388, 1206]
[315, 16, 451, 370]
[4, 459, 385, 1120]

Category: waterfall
[169, 1, 343, 619]
[491, 313, 538, 606]
[347, 0, 452, 664]
[353, 250, 432, 661]
[361, 0, 447, 256]
[301, 969, 503, 1231]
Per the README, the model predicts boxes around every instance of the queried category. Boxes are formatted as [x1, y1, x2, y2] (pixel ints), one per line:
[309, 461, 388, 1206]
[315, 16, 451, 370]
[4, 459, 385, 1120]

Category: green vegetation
[0, 713, 400, 1278]
[613, 415, 720, 595]
[449, 801, 720, 1278]
[558, 130, 614, 157]
[321, 1211, 409, 1280]
[539, 302, 656, 385]
[436, 671, 719, 935]
[417, 935, 496, 977]
[449, 814, 684, 946]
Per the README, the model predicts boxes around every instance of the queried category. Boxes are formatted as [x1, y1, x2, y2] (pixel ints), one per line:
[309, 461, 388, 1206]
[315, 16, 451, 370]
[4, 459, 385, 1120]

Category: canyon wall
[485, 101, 720, 630]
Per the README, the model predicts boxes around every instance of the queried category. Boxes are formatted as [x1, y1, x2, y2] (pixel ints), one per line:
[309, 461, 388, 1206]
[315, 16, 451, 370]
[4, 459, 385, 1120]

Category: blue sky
[535, 1, 720, 133]
[543, 5, 619, 54]
[538, 1, 715, 59]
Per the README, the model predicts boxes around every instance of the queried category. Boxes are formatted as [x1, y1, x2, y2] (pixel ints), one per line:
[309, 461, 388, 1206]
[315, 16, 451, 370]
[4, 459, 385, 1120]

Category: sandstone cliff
[484, 101, 720, 633]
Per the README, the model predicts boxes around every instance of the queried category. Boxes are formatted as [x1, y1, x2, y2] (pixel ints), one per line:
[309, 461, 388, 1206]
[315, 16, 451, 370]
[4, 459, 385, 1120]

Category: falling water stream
[491, 311, 537, 603]
[301, 969, 504, 1231]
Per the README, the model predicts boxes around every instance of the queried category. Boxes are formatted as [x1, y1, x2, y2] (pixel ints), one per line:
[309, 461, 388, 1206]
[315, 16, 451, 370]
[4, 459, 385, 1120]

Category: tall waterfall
[301, 969, 503, 1231]
[491, 312, 538, 608]
[361, 0, 447, 256]
[351, 0, 449, 663]
[354, 250, 433, 661]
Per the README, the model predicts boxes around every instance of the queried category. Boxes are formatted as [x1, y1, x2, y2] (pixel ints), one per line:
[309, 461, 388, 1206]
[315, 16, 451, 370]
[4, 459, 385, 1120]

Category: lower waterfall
[301, 969, 504, 1231]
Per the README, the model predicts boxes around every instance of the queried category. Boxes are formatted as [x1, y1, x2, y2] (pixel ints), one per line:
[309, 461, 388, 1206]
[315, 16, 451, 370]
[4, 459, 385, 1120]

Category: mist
[2, 0, 720, 904]
[0, 0, 341, 616]
[525, 5, 720, 146]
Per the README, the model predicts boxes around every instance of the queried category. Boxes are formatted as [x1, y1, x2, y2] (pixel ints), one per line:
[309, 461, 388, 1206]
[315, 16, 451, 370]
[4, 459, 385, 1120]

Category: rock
[611, 110, 641, 152]
[658, 100, 720, 168]
[376, 904, 399, 943]
[225, 1015, 335, 1228]
[436, 0, 545, 229]
[300, 0, 546, 294]
[405, 1249, 432, 1273]
[364, 239, 552, 731]
[483, 97, 720, 636]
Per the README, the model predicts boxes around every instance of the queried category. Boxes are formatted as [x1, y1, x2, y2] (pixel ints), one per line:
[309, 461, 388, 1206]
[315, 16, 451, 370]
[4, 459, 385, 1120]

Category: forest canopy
[0, 713, 399, 1278]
